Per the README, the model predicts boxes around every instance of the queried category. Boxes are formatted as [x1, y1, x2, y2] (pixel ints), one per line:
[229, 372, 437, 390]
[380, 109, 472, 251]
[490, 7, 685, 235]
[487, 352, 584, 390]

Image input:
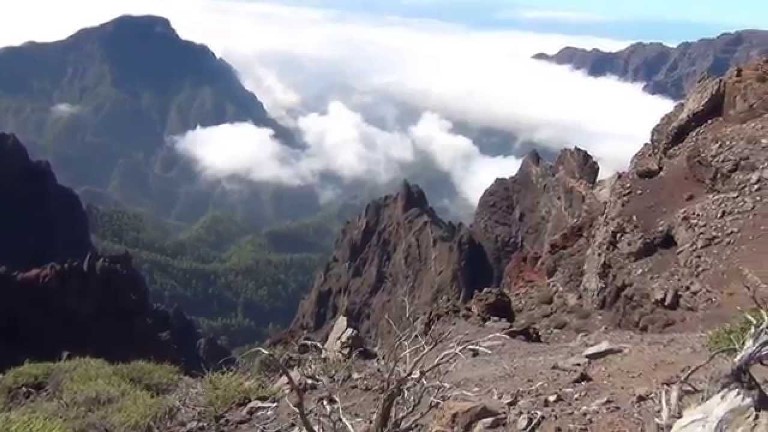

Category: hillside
[0, 14, 308, 226]
[0, 133, 228, 375]
[290, 58, 768, 343]
[533, 29, 768, 100]
[0, 15, 364, 348]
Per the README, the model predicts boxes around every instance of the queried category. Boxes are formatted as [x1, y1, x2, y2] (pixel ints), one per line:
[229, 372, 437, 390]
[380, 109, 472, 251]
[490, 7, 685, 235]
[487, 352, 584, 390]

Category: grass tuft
[0, 358, 182, 432]
[707, 309, 766, 354]
[202, 370, 273, 418]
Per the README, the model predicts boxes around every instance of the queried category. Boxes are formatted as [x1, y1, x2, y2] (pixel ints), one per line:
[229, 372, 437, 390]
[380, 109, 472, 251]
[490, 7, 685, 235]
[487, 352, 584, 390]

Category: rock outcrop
[286, 60, 768, 343]
[0, 252, 230, 373]
[533, 30, 768, 100]
[0, 132, 92, 270]
[285, 181, 494, 343]
[576, 59, 768, 330]
[471, 148, 602, 290]
[0, 133, 230, 373]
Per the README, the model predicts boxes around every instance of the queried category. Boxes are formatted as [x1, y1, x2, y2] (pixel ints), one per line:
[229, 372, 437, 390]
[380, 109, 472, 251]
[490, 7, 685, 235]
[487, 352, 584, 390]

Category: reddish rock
[283, 181, 494, 343]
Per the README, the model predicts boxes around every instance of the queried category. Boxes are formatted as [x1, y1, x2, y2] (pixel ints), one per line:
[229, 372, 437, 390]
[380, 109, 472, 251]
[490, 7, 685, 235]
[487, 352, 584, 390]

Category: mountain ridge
[533, 29, 768, 100]
[285, 57, 768, 343]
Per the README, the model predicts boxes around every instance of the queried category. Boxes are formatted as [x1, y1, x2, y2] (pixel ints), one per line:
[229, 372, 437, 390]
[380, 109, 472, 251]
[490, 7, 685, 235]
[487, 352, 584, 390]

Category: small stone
[545, 393, 562, 406]
[242, 400, 277, 416]
[517, 414, 533, 430]
[555, 356, 589, 371]
[583, 341, 624, 360]
[473, 416, 506, 431]
[572, 370, 592, 384]
[633, 387, 651, 403]
[591, 397, 612, 408]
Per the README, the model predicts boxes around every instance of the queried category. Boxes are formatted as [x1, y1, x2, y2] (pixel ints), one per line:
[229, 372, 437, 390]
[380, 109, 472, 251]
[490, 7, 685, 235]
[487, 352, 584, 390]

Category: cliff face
[533, 30, 768, 100]
[0, 134, 229, 373]
[287, 181, 493, 342]
[575, 59, 768, 331]
[471, 148, 602, 288]
[288, 59, 768, 342]
[0, 253, 228, 373]
[0, 132, 92, 270]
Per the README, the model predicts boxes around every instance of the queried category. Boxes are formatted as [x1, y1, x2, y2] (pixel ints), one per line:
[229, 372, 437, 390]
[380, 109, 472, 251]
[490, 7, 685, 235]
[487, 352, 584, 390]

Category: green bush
[0, 359, 182, 432]
[0, 363, 57, 408]
[202, 371, 273, 418]
[0, 412, 69, 432]
[707, 309, 765, 354]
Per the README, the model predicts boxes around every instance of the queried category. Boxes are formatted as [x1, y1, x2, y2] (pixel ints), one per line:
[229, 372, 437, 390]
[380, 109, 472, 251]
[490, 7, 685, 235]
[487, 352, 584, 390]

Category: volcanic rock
[579, 58, 768, 329]
[0, 132, 92, 270]
[0, 252, 228, 373]
[470, 288, 514, 323]
[471, 148, 601, 289]
[0, 133, 228, 373]
[284, 181, 494, 343]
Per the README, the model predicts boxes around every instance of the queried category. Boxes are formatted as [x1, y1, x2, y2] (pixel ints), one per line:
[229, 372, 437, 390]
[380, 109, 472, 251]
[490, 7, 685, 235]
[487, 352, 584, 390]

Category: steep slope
[533, 30, 768, 100]
[471, 148, 602, 287]
[0, 134, 228, 373]
[503, 58, 768, 332]
[0, 14, 302, 225]
[575, 58, 768, 331]
[286, 181, 493, 342]
[287, 59, 768, 344]
[0, 132, 92, 270]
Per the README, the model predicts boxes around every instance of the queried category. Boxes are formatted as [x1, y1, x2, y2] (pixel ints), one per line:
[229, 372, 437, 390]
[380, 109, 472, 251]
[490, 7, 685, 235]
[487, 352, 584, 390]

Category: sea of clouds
[2, 0, 676, 207]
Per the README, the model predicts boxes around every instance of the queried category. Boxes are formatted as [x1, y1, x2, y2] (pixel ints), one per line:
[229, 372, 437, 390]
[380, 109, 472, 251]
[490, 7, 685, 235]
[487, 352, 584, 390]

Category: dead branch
[249, 347, 317, 432]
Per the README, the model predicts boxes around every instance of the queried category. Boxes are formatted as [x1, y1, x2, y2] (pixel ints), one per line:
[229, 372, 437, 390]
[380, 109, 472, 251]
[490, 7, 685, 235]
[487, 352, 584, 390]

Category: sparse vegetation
[202, 370, 273, 418]
[707, 309, 766, 354]
[88, 206, 329, 348]
[0, 412, 69, 432]
[0, 359, 182, 432]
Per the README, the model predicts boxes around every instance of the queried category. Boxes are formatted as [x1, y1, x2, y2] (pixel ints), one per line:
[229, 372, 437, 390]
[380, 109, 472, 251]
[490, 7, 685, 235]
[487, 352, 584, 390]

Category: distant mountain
[534, 30, 768, 100]
[0, 15, 306, 225]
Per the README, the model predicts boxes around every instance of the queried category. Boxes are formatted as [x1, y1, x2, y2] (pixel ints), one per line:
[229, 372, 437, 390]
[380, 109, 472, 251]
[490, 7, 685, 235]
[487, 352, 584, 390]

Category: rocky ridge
[288, 59, 768, 344]
[286, 181, 494, 343]
[0, 132, 92, 270]
[0, 133, 229, 373]
[533, 29, 768, 100]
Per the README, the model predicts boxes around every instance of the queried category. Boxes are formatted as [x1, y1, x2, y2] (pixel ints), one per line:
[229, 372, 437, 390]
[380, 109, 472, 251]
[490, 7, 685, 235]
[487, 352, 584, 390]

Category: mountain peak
[90, 15, 177, 38]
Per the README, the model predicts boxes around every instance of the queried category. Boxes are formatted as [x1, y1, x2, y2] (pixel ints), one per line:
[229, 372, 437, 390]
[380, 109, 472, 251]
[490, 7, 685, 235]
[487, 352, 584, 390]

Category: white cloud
[409, 113, 521, 203]
[175, 103, 519, 205]
[50, 103, 81, 117]
[2, 0, 676, 208]
[173, 123, 301, 184]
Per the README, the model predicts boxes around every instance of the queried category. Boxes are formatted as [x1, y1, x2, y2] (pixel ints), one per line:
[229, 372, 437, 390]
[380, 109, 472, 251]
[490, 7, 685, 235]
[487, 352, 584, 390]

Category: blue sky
[263, 0, 768, 43]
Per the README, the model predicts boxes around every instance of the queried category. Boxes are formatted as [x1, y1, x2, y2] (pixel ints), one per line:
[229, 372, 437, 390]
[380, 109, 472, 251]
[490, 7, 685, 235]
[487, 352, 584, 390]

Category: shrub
[0, 358, 182, 432]
[0, 412, 69, 432]
[707, 309, 765, 354]
[201, 370, 272, 418]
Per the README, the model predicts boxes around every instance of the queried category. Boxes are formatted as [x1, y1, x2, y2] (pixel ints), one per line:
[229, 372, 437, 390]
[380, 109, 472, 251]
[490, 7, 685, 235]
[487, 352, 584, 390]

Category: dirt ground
[228, 316, 749, 432]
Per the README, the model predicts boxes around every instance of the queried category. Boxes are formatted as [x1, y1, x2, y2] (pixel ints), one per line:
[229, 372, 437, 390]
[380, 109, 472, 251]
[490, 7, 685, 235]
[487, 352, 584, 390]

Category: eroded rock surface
[285, 181, 494, 343]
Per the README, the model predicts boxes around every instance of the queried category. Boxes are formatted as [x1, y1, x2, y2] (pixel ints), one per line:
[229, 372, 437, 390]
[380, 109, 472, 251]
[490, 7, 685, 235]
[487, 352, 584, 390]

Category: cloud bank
[2, 0, 676, 207]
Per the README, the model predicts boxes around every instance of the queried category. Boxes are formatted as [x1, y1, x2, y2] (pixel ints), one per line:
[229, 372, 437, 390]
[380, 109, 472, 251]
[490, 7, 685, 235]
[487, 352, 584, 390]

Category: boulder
[583, 341, 624, 360]
[470, 288, 514, 323]
[324, 316, 364, 360]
